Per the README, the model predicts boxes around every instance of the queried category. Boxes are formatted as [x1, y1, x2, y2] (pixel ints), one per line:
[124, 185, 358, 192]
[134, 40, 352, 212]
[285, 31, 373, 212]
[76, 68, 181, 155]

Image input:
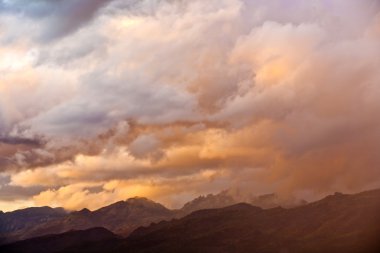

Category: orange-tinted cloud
[1, 0, 380, 211]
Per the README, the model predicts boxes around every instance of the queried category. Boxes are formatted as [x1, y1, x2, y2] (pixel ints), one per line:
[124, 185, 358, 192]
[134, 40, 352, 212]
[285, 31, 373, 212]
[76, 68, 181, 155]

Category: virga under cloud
[1, 0, 380, 211]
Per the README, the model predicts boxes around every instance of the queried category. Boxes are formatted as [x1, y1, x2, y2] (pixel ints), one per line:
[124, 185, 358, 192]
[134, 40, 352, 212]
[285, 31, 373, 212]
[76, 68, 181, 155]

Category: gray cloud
[0, 0, 115, 41]
[0, 174, 46, 201]
[0, 185, 46, 201]
[0, 136, 41, 146]
[1, 0, 380, 209]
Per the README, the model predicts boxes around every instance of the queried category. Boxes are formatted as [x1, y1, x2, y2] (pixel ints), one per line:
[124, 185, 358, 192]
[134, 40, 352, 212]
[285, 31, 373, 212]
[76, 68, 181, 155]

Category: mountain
[0, 206, 66, 234]
[122, 189, 380, 253]
[2, 189, 380, 253]
[180, 190, 236, 214]
[0, 207, 67, 244]
[0, 197, 173, 244]
[180, 190, 307, 215]
[1, 190, 305, 244]
[0, 227, 120, 253]
[90, 197, 173, 235]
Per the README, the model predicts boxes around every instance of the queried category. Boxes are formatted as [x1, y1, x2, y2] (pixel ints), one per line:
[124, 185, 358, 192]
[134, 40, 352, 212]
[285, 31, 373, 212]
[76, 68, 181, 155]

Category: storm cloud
[1, 0, 380, 211]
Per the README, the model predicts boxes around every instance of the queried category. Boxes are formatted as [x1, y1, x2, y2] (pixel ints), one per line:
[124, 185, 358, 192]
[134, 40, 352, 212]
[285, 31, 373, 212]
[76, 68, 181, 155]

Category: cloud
[1, 0, 380, 211]
[32, 170, 228, 210]
[0, 0, 116, 41]
[0, 136, 41, 146]
[128, 134, 164, 160]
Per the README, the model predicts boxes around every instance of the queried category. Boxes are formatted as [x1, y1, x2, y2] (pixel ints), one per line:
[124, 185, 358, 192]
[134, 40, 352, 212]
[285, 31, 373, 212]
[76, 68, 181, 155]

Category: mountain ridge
[0, 189, 371, 246]
[1, 188, 379, 253]
[0, 190, 300, 244]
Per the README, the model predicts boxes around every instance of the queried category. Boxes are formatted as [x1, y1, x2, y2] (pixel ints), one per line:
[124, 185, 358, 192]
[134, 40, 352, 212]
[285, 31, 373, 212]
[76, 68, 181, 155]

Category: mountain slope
[122, 189, 380, 253]
[180, 191, 237, 215]
[0, 227, 120, 253]
[0, 207, 67, 244]
[0, 207, 66, 234]
[3, 189, 379, 253]
[0, 197, 174, 243]
[179, 190, 307, 215]
[22, 197, 173, 238]
[1, 191, 302, 244]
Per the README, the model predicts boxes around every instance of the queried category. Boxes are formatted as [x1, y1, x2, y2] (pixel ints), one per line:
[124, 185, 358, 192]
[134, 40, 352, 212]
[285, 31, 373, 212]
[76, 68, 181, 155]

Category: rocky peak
[73, 208, 91, 215]
[181, 191, 237, 214]
[125, 197, 161, 208]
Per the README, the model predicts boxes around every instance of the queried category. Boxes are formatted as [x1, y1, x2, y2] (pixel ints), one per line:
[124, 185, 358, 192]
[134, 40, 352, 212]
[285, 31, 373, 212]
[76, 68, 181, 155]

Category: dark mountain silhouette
[0, 227, 120, 253]
[0, 206, 67, 244]
[0, 206, 66, 234]
[1, 189, 380, 253]
[123, 189, 380, 253]
[1, 190, 304, 244]
[0, 197, 173, 244]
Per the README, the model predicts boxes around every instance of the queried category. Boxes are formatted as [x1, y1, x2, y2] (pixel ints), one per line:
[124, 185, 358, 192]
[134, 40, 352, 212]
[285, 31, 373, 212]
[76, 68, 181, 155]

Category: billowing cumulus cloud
[1, 0, 380, 211]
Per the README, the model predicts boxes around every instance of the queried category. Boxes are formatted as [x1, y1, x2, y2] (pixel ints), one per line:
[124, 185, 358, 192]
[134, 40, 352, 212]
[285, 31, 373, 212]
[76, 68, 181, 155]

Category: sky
[0, 0, 380, 212]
